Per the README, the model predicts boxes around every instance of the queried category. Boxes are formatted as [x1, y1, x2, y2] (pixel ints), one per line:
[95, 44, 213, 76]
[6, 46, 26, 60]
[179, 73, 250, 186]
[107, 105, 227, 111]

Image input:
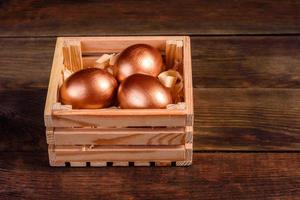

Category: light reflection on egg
[114, 44, 163, 82]
[60, 68, 117, 109]
[118, 74, 172, 109]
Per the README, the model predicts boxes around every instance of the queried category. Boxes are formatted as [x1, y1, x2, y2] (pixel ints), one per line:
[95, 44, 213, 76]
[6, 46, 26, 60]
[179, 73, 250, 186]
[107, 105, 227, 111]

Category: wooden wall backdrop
[0, 0, 300, 199]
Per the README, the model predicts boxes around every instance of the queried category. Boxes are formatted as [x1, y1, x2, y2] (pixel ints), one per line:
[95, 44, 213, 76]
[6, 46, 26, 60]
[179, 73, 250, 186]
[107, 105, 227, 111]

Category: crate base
[49, 161, 191, 167]
[48, 144, 192, 167]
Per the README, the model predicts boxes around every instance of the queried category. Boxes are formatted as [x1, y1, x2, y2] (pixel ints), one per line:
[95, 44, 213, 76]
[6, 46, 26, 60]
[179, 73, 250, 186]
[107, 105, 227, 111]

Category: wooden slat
[49, 145, 186, 164]
[1, 152, 299, 199]
[183, 37, 194, 125]
[90, 162, 106, 167]
[1, 1, 300, 36]
[44, 38, 64, 126]
[112, 162, 129, 167]
[53, 127, 185, 145]
[134, 162, 150, 167]
[50, 109, 188, 127]
[79, 36, 174, 53]
[66, 36, 183, 54]
[69, 162, 86, 167]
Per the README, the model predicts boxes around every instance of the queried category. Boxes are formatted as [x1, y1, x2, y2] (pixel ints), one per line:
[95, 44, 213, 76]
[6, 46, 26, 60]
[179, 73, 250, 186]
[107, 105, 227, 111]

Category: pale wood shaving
[109, 53, 120, 66]
[94, 53, 118, 75]
[167, 102, 186, 110]
[95, 54, 114, 69]
[158, 69, 184, 103]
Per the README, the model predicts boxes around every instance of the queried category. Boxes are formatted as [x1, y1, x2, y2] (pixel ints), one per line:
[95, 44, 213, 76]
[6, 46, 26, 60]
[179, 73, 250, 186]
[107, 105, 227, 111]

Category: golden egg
[118, 74, 172, 109]
[60, 68, 117, 109]
[114, 44, 163, 82]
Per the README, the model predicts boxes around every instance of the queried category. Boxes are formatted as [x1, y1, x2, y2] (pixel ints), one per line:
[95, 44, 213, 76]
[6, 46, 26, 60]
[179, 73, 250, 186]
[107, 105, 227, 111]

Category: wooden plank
[194, 88, 300, 150]
[134, 162, 150, 167]
[79, 36, 180, 53]
[90, 162, 107, 167]
[183, 36, 194, 125]
[2, 88, 300, 151]
[64, 36, 184, 54]
[0, 38, 55, 90]
[69, 162, 86, 167]
[50, 109, 188, 127]
[2, 87, 300, 151]
[49, 145, 186, 163]
[192, 36, 300, 88]
[44, 38, 64, 126]
[3, 36, 300, 91]
[0, 89, 49, 152]
[1, 1, 300, 36]
[53, 127, 186, 145]
[1, 152, 299, 199]
[112, 162, 129, 167]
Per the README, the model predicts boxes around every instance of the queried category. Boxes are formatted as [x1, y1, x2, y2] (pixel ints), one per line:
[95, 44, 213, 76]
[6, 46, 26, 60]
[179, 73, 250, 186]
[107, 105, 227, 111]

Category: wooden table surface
[1, 1, 300, 199]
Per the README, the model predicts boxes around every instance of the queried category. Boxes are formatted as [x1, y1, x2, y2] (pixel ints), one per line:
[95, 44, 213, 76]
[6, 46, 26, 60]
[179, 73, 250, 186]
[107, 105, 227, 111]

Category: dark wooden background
[1, 0, 300, 199]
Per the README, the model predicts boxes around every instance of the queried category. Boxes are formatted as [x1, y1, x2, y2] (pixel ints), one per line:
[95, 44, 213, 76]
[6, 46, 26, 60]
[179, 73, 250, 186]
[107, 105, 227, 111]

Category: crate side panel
[51, 112, 187, 127]
[74, 36, 185, 53]
[54, 127, 186, 145]
[44, 38, 65, 127]
[51, 145, 185, 162]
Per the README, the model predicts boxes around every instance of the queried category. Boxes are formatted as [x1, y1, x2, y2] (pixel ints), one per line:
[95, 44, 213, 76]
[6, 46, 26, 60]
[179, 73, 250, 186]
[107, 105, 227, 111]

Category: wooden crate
[44, 36, 193, 167]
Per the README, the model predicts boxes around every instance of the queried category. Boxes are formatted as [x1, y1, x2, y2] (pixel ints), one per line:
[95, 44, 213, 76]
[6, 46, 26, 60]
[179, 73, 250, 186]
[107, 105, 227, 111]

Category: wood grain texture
[50, 108, 188, 127]
[44, 38, 64, 125]
[1, 1, 300, 198]
[0, 152, 299, 199]
[2, 36, 300, 91]
[1, 88, 300, 151]
[192, 36, 300, 88]
[1, 0, 300, 36]
[0, 38, 55, 90]
[49, 145, 186, 164]
[77, 36, 300, 88]
[194, 88, 300, 150]
[1, 34, 300, 151]
[53, 127, 186, 145]
[0, 89, 47, 151]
